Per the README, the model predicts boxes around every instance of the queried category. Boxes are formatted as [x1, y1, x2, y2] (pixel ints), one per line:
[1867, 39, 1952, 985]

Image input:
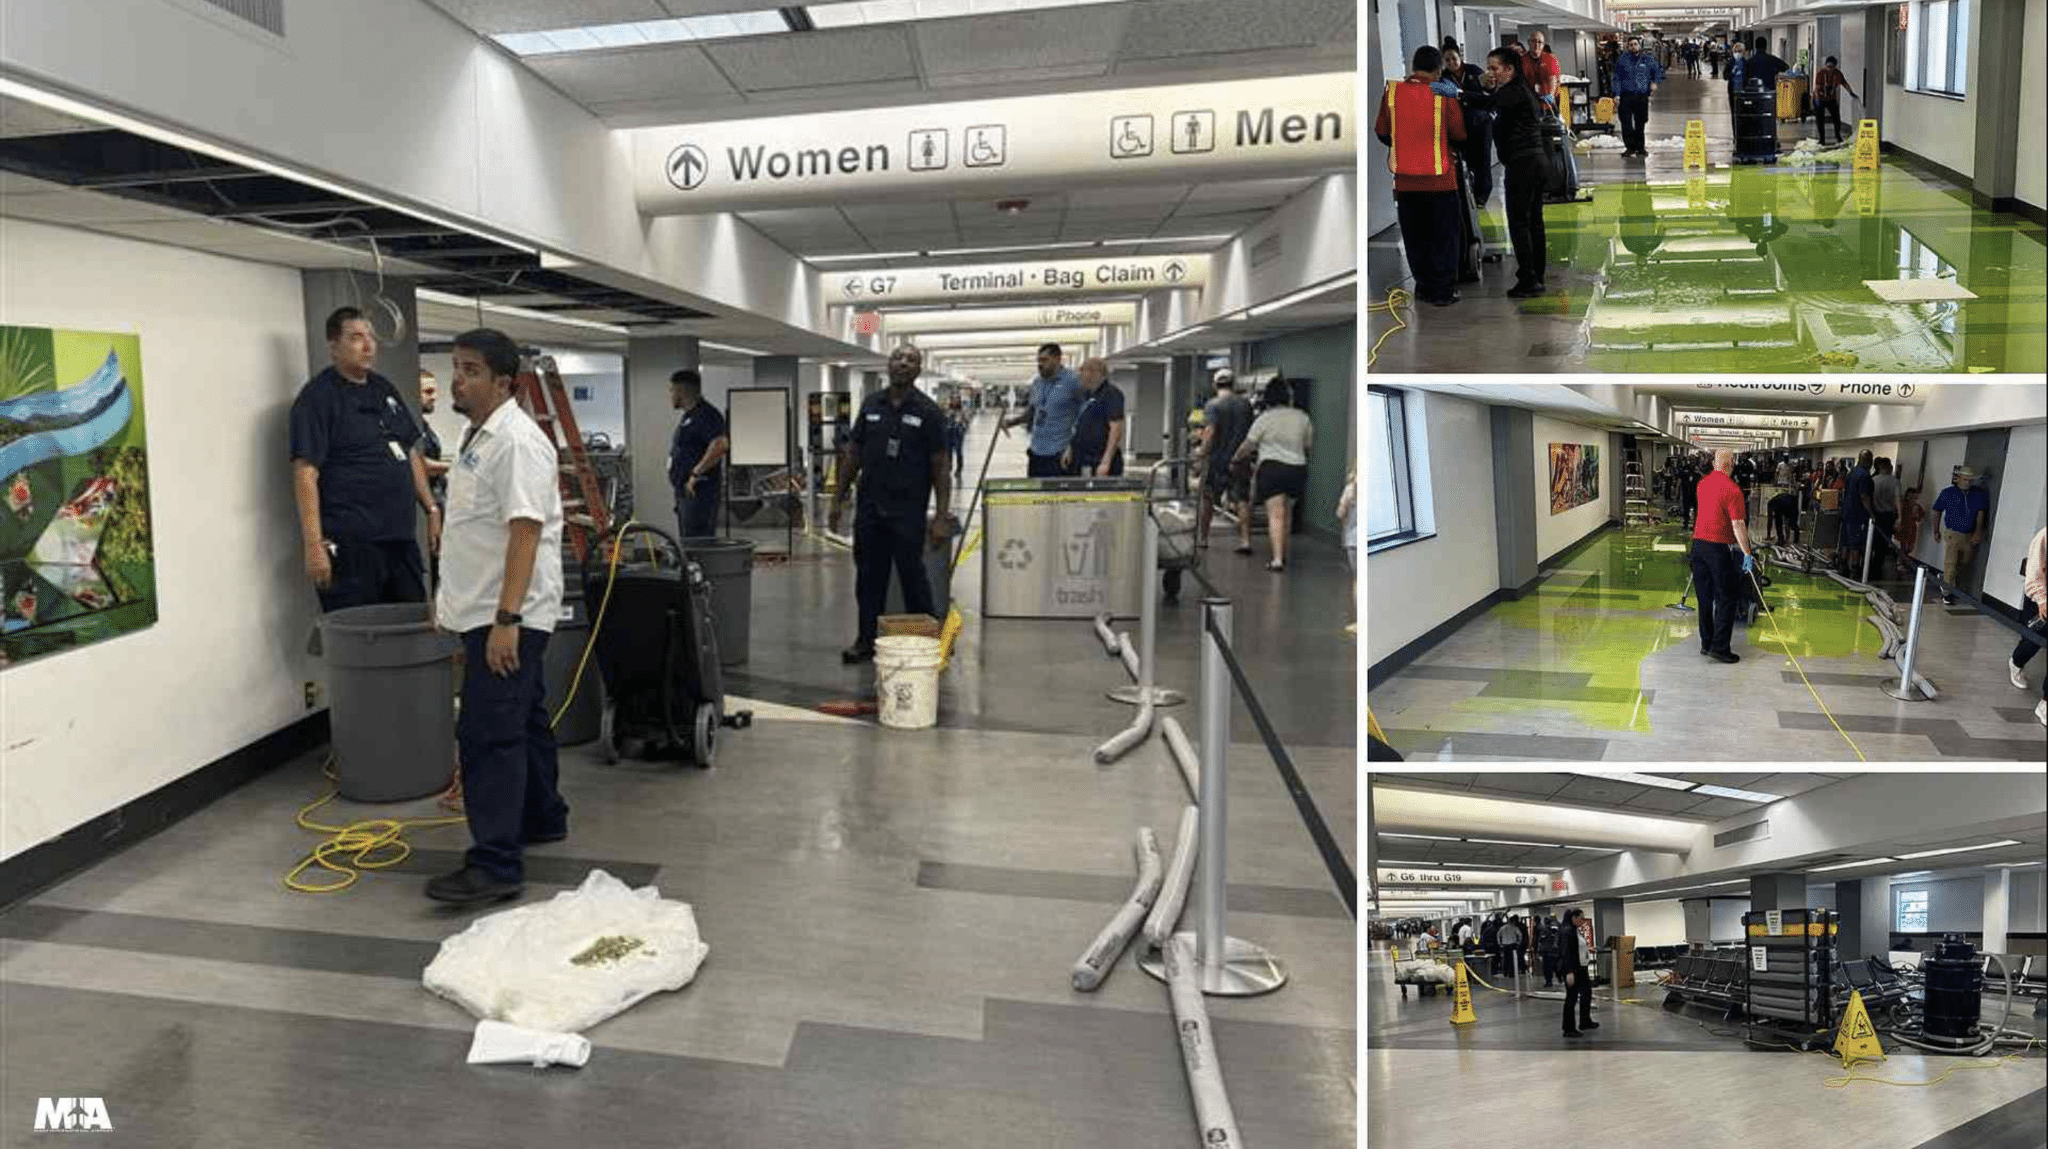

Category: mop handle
[951, 409, 1007, 569]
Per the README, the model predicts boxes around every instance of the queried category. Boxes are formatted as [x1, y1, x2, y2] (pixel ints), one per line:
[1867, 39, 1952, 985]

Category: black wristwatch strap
[495, 609, 523, 627]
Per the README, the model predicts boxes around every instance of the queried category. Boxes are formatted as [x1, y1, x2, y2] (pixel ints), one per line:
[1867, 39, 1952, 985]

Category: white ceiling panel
[702, 26, 919, 91]
[525, 43, 740, 104]
[739, 207, 852, 229]
[1182, 176, 1318, 203]
[426, 0, 672, 35]
[1117, 0, 1346, 59]
[924, 61, 1114, 88]
[0, 190, 199, 226]
[913, 7, 1130, 76]
[1066, 183, 1193, 209]
[0, 94, 100, 138]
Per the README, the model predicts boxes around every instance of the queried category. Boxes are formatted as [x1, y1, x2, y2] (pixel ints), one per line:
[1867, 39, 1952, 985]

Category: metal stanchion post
[1861, 520, 1875, 585]
[1110, 507, 1183, 707]
[1140, 598, 1286, 996]
[1881, 564, 1933, 701]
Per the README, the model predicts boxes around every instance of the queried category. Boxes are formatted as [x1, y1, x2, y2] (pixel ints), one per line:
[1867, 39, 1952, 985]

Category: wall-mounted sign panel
[827, 255, 1210, 305]
[1637, 382, 1926, 405]
[631, 74, 1354, 214]
[1676, 412, 1820, 430]
[896, 328, 1102, 350]
[1376, 868, 1549, 888]
[879, 303, 1139, 333]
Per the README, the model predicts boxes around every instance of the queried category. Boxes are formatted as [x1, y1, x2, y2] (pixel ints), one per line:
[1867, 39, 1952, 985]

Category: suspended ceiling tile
[1686, 797, 1766, 819]
[925, 62, 1113, 88]
[524, 44, 739, 105]
[1617, 788, 1717, 814]
[1182, 176, 1317, 203]
[1113, 45, 1338, 77]
[427, 0, 671, 35]
[840, 201, 951, 225]
[1467, 772, 1576, 797]
[738, 207, 853, 229]
[704, 27, 918, 92]
[1117, 0, 1343, 58]
[1067, 184, 1193, 209]
[1670, 773, 1771, 786]
[914, 7, 1129, 76]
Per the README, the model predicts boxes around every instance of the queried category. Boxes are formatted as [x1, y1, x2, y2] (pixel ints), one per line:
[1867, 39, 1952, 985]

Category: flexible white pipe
[1144, 806, 1200, 950]
[1162, 717, 1201, 800]
[1094, 693, 1155, 763]
[1072, 827, 1165, 991]
[1116, 632, 1140, 683]
[1092, 612, 1119, 656]
[1163, 933, 1245, 1148]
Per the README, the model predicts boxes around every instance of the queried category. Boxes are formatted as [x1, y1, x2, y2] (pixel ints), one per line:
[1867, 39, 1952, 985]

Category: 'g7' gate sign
[1376, 868, 1547, 887]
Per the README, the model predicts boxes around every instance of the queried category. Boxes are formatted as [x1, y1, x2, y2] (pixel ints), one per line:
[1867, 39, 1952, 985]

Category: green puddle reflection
[1448, 524, 1883, 735]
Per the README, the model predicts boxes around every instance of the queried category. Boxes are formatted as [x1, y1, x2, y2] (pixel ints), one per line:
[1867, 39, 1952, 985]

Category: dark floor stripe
[1906, 1086, 2047, 1149]
[915, 861, 1348, 920]
[0, 904, 438, 979]
[1380, 729, 1610, 760]
[1993, 707, 2046, 724]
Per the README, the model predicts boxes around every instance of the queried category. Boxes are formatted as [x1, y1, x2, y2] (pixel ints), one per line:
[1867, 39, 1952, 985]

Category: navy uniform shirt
[669, 401, 728, 492]
[1070, 382, 1126, 469]
[289, 367, 421, 542]
[849, 387, 947, 517]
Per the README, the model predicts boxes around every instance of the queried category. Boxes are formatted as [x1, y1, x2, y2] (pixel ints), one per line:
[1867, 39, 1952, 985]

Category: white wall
[1624, 899, 1687, 945]
[2013, 870, 2046, 933]
[1204, 173, 1356, 319]
[1710, 900, 1750, 940]
[1366, 390, 1499, 665]
[1880, 86, 1977, 175]
[1983, 423, 2046, 610]
[2020, 0, 2047, 210]
[1531, 413, 1615, 562]
[0, 218, 313, 861]
[1816, 385, 2048, 444]
[1893, 874, 1988, 933]
[551, 351, 627, 450]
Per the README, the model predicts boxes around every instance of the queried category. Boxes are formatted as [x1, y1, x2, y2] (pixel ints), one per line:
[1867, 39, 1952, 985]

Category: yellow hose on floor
[1366, 288, 1413, 370]
[1746, 563, 1867, 762]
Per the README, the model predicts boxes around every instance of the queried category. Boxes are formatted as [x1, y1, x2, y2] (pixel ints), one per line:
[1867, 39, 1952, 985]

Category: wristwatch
[495, 609, 523, 627]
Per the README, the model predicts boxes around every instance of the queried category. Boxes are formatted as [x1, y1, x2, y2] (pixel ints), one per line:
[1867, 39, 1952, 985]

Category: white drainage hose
[1094, 691, 1155, 764]
[1092, 612, 1120, 657]
[1143, 807, 1199, 951]
[1162, 717, 1202, 800]
[1116, 633, 1141, 684]
[1072, 827, 1164, 991]
[1163, 933, 1245, 1148]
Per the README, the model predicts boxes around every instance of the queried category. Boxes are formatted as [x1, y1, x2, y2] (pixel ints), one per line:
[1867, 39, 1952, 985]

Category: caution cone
[1391, 945, 1402, 962]
[1833, 989, 1886, 1067]
[1449, 958, 1478, 1026]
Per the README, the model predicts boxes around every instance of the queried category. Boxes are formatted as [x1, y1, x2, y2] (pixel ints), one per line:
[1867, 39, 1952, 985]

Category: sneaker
[1506, 283, 1537, 299]
[1708, 650, 1741, 664]
[2013, 661, 2031, 690]
[2036, 699, 2045, 727]
[1943, 594, 1956, 605]
[1563, 1028, 1584, 1038]
[425, 865, 523, 905]
[1579, 1020, 1601, 1030]
[841, 643, 875, 664]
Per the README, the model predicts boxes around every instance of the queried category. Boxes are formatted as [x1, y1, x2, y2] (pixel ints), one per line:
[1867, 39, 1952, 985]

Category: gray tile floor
[0, 414, 1357, 1148]
[1365, 945, 2048, 1149]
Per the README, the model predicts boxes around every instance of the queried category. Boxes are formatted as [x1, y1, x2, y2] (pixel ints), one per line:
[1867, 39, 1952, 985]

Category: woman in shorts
[1232, 379, 1314, 572]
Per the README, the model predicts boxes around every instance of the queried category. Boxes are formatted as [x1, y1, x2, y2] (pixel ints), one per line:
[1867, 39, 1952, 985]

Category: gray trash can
[320, 604, 460, 802]
[684, 537, 755, 666]
[543, 570, 604, 746]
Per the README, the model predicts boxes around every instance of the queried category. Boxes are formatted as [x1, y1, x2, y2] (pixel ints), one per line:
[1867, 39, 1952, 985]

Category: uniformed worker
[667, 368, 729, 540]
[427, 327, 569, 905]
[291, 307, 440, 611]
[828, 344, 952, 664]
[1692, 448, 1760, 664]
[998, 342, 1082, 476]
[1064, 357, 1126, 477]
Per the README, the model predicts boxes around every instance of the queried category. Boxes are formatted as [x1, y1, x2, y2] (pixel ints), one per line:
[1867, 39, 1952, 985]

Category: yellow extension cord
[285, 527, 634, 894]
[1745, 564, 1867, 762]
[1366, 288, 1414, 370]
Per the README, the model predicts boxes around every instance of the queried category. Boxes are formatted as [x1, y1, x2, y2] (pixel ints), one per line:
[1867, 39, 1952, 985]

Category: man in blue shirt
[1064, 357, 1126, 476]
[667, 369, 728, 539]
[290, 307, 439, 612]
[1930, 466, 1991, 604]
[1612, 35, 1665, 158]
[1000, 342, 1082, 477]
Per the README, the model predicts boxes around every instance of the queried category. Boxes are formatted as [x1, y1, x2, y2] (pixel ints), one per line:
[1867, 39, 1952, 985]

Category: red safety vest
[1384, 80, 1453, 178]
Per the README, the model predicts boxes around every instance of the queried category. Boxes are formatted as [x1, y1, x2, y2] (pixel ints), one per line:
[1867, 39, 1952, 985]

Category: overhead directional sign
[631, 74, 1353, 214]
[829, 255, 1209, 305]
[879, 303, 1139, 334]
[1377, 868, 1548, 888]
[1676, 412, 1819, 430]
[1636, 382, 1926, 405]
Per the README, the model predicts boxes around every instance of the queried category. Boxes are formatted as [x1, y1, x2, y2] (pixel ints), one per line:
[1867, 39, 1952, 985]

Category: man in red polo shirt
[1692, 448, 1759, 663]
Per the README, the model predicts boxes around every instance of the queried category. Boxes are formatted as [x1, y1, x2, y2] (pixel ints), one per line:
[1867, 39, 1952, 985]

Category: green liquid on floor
[1444, 524, 1884, 734]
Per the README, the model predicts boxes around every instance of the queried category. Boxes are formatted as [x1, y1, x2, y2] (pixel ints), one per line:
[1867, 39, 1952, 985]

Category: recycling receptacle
[981, 477, 1146, 620]
[320, 604, 460, 802]
[543, 563, 604, 746]
[885, 513, 958, 620]
[684, 537, 755, 666]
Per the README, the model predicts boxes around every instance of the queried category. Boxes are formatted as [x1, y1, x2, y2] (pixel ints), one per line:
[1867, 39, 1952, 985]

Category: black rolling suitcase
[582, 523, 751, 767]
[1540, 106, 1590, 204]
[1452, 153, 1484, 282]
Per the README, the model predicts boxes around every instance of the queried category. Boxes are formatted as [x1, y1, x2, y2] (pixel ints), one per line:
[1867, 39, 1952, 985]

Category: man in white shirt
[427, 328, 569, 905]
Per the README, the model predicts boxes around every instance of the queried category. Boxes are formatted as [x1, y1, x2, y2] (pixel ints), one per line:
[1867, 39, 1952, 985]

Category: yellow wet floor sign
[1833, 990, 1886, 1066]
[1450, 959, 1478, 1025]
[1853, 119, 1880, 171]
[1683, 120, 1707, 171]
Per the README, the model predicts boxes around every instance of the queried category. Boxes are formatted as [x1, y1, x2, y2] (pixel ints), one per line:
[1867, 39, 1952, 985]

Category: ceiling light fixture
[1465, 839, 1568, 849]
[493, 11, 791, 56]
[1891, 871, 1933, 879]
[1806, 858, 1897, 872]
[416, 289, 629, 335]
[1380, 833, 1461, 841]
[1569, 771, 1699, 791]
[1990, 861, 2044, 868]
[1690, 784, 1785, 803]
[702, 340, 770, 356]
[1895, 839, 2024, 860]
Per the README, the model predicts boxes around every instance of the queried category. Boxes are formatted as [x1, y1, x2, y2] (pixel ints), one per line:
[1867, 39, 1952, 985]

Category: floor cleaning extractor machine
[581, 522, 751, 767]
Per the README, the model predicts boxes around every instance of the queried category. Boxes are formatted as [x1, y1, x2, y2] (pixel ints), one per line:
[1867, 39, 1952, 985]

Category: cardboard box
[879, 614, 941, 640]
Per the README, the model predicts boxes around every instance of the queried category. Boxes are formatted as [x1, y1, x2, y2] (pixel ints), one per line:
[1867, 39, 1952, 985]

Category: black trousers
[1562, 963, 1594, 1031]
[1690, 537, 1741, 655]
[855, 509, 933, 646]
[1814, 97, 1845, 145]
[1463, 119, 1496, 207]
[1396, 190, 1462, 303]
[676, 480, 719, 540]
[458, 626, 567, 883]
[1026, 451, 1067, 478]
[1502, 156, 1550, 287]
[2014, 601, 2047, 703]
[1540, 950, 1557, 985]
[317, 538, 424, 613]
[1618, 92, 1651, 153]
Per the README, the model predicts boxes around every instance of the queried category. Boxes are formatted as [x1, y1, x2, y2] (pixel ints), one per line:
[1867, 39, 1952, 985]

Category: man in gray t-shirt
[1197, 371, 1253, 548]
